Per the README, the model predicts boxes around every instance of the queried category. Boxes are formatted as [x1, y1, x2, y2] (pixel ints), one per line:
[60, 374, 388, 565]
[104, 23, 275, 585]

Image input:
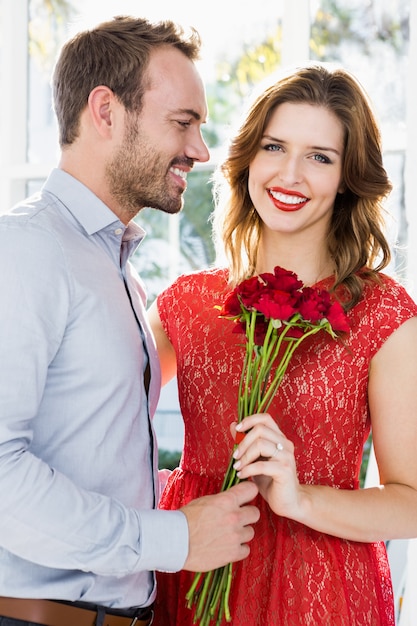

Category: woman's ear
[337, 176, 346, 194]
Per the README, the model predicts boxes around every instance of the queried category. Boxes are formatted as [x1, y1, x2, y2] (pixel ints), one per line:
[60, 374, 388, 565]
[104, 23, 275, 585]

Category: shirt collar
[43, 168, 146, 245]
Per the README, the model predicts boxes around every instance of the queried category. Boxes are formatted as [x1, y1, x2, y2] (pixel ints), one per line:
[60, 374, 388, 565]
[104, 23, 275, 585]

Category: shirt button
[114, 228, 123, 235]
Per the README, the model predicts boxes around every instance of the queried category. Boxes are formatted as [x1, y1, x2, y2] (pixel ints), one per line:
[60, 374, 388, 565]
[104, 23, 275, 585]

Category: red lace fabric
[154, 268, 417, 626]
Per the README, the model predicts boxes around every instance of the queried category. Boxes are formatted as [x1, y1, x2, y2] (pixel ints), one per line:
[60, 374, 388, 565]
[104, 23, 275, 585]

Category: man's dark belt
[0, 597, 153, 626]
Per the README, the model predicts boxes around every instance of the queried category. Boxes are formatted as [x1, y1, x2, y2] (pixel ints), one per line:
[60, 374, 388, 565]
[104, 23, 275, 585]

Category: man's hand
[180, 481, 259, 572]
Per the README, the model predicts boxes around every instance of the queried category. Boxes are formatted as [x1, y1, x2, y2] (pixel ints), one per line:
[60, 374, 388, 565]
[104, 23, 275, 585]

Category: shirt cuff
[138, 509, 188, 572]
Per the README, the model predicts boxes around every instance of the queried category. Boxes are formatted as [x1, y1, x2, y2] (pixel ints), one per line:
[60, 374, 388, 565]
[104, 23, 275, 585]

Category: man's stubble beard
[106, 118, 184, 220]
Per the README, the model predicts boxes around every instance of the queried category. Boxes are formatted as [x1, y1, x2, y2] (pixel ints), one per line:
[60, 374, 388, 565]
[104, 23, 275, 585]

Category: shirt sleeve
[139, 509, 188, 572]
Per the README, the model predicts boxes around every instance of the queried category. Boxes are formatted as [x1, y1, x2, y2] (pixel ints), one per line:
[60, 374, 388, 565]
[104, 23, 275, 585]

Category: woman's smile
[268, 186, 310, 212]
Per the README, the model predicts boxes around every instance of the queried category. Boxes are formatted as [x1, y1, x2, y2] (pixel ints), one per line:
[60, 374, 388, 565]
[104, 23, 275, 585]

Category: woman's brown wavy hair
[212, 64, 392, 309]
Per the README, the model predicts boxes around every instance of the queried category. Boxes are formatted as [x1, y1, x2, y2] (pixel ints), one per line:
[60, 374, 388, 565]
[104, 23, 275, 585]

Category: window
[2, 0, 415, 298]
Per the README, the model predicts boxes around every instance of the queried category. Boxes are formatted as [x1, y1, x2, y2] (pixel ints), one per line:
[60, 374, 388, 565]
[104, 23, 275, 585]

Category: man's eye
[177, 120, 191, 128]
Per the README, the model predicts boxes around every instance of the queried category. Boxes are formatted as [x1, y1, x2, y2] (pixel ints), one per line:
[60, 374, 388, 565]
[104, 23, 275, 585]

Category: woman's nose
[278, 155, 303, 185]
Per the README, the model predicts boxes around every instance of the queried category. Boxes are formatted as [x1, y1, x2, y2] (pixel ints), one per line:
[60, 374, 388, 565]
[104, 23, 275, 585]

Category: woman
[148, 64, 417, 625]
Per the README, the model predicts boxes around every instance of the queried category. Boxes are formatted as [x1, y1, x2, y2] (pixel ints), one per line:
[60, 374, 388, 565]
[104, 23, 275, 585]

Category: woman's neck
[255, 235, 334, 286]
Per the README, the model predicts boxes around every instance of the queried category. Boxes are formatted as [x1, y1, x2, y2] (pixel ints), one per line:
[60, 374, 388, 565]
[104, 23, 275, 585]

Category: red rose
[272, 266, 303, 292]
[218, 290, 241, 317]
[236, 276, 265, 309]
[326, 301, 350, 333]
[298, 287, 330, 322]
[256, 290, 298, 321]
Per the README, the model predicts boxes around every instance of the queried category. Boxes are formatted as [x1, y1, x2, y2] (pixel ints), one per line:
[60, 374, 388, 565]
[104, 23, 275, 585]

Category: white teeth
[170, 167, 187, 180]
[269, 190, 307, 204]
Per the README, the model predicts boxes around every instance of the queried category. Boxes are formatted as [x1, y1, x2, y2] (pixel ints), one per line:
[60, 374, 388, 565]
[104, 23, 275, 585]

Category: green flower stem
[223, 562, 233, 621]
[187, 564, 233, 626]
[221, 448, 239, 491]
[257, 324, 326, 413]
[186, 571, 203, 608]
[209, 566, 228, 618]
[249, 322, 293, 413]
[241, 310, 257, 416]
[194, 569, 214, 620]
[243, 318, 295, 416]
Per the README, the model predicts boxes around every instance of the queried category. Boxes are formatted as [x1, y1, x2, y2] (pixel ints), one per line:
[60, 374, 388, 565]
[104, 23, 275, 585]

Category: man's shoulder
[2, 188, 62, 228]
[0, 190, 79, 270]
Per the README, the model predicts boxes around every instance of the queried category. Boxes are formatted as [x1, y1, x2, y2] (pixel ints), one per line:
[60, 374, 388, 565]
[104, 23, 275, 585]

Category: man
[0, 16, 259, 626]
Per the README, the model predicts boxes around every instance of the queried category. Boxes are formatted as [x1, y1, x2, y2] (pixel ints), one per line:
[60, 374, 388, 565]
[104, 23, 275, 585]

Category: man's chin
[151, 198, 184, 215]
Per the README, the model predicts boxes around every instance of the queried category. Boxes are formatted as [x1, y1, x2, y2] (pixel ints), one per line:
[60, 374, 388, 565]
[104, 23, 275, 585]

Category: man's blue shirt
[0, 168, 188, 608]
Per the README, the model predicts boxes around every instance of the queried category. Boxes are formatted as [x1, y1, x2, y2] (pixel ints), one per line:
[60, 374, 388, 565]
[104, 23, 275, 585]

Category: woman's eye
[263, 143, 282, 152]
[313, 153, 331, 164]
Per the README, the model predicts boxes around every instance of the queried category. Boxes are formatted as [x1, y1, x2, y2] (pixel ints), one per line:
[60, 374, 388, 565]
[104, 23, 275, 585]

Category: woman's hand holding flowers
[232, 414, 305, 522]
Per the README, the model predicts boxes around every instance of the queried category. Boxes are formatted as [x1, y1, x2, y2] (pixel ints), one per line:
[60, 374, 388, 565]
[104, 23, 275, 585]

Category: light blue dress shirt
[0, 169, 188, 608]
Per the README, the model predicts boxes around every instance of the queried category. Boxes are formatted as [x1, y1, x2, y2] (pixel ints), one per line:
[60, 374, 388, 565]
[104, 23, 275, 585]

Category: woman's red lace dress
[153, 268, 417, 626]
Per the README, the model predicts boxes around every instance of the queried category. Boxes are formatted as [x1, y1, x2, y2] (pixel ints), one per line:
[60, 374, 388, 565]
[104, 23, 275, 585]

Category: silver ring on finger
[273, 442, 284, 457]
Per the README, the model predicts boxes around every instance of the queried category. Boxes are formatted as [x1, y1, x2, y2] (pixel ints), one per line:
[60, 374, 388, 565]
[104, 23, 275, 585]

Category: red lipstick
[268, 187, 309, 212]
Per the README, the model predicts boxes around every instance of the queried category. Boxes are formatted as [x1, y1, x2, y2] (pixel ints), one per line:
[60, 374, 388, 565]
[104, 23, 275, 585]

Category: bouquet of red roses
[186, 266, 349, 625]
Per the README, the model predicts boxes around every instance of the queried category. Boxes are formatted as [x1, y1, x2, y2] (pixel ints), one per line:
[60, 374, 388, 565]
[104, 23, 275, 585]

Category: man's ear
[87, 85, 117, 137]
